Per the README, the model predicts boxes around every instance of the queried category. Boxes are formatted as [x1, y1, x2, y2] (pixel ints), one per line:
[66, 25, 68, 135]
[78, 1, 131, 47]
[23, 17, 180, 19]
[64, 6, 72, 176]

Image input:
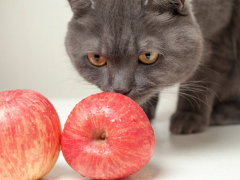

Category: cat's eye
[139, 52, 159, 64]
[88, 54, 107, 66]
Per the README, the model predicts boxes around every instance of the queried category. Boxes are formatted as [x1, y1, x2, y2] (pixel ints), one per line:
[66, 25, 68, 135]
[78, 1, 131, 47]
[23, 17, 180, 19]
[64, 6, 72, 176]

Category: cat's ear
[68, 0, 94, 14]
[169, 0, 185, 11]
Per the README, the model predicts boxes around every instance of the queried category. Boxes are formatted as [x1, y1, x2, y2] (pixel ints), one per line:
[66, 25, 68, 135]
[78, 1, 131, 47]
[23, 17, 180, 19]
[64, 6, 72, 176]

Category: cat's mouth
[110, 89, 132, 96]
[101, 86, 154, 106]
[121, 90, 153, 106]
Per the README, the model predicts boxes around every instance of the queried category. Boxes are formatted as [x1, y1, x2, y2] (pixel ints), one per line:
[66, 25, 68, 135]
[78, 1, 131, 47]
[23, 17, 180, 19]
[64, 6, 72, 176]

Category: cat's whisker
[199, 64, 221, 75]
[159, 95, 177, 103]
[180, 92, 202, 109]
[179, 93, 196, 111]
[180, 82, 221, 101]
[159, 82, 211, 110]
[182, 79, 223, 89]
[180, 92, 212, 110]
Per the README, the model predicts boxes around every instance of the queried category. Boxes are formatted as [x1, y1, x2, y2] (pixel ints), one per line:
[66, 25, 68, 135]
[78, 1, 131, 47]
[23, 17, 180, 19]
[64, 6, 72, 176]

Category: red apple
[0, 89, 61, 180]
[61, 92, 155, 179]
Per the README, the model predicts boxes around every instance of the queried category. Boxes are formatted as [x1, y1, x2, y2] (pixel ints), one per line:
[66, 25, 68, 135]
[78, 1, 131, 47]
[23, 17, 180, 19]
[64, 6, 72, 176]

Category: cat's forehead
[72, 0, 185, 57]
[94, 0, 143, 20]
[90, 0, 174, 35]
[91, 1, 146, 57]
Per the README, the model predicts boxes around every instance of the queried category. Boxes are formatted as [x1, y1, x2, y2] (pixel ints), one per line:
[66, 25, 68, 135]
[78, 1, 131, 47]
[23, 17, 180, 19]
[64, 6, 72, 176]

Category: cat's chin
[127, 93, 155, 107]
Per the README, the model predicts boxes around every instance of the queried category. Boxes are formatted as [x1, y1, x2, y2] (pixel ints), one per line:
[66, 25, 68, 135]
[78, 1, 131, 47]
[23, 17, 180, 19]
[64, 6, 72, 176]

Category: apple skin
[61, 92, 155, 180]
[0, 89, 61, 180]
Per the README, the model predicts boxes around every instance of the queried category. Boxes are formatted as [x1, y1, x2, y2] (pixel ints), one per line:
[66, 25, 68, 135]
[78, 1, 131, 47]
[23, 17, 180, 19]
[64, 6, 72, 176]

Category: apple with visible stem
[0, 89, 61, 180]
[61, 92, 155, 180]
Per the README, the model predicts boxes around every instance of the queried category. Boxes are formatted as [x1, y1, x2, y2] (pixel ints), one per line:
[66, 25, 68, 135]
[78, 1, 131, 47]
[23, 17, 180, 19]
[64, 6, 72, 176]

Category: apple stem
[100, 133, 106, 140]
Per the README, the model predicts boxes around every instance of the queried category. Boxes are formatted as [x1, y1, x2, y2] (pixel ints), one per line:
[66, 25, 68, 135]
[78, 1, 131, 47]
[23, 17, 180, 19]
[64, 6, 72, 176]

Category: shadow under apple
[41, 159, 160, 180]
[120, 162, 160, 180]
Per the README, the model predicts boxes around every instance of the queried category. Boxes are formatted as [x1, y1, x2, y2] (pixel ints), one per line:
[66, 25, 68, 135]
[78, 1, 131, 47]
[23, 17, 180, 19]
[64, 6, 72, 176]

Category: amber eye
[88, 54, 107, 66]
[139, 52, 159, 64]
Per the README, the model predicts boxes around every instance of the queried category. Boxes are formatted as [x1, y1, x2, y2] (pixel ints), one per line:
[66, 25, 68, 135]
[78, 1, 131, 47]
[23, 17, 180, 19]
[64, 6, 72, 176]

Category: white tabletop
[42, 94, 240, 180]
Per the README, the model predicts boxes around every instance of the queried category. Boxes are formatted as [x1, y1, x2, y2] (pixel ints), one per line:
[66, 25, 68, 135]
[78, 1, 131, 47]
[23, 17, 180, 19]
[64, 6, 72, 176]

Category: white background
[0, 0, 101, 99]
[1, 1, 240, 180]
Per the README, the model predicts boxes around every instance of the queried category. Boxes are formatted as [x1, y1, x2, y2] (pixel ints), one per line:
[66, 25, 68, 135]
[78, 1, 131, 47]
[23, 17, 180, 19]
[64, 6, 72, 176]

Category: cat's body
[171, 0, 240, 133]
[65, 0, 240, 134]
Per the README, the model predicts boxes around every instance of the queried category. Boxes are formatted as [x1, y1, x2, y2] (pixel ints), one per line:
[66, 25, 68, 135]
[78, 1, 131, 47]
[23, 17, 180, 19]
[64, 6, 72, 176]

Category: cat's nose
[113, 88, 132, 95]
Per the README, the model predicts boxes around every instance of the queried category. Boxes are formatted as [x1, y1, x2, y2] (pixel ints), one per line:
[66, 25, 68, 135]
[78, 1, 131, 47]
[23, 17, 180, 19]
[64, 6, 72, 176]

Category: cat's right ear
[67, 0, 93, 15]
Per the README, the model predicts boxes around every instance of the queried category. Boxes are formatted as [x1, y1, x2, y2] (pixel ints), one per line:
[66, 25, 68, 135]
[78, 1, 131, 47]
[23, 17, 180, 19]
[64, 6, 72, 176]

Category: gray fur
[65, 0, 240, 134]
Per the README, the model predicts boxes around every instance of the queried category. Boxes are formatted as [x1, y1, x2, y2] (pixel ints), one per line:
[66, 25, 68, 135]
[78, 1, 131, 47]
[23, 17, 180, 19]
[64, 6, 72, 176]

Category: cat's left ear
[68, 0, 94, 14]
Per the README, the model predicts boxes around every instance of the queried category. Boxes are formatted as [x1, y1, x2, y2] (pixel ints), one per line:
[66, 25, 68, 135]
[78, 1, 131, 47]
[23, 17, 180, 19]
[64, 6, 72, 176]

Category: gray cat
[65, 0, 240, 134]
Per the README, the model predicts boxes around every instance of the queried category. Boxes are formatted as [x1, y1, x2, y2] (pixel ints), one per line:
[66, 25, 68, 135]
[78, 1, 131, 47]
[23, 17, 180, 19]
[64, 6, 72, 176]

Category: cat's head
[65, 0, 203, 105]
